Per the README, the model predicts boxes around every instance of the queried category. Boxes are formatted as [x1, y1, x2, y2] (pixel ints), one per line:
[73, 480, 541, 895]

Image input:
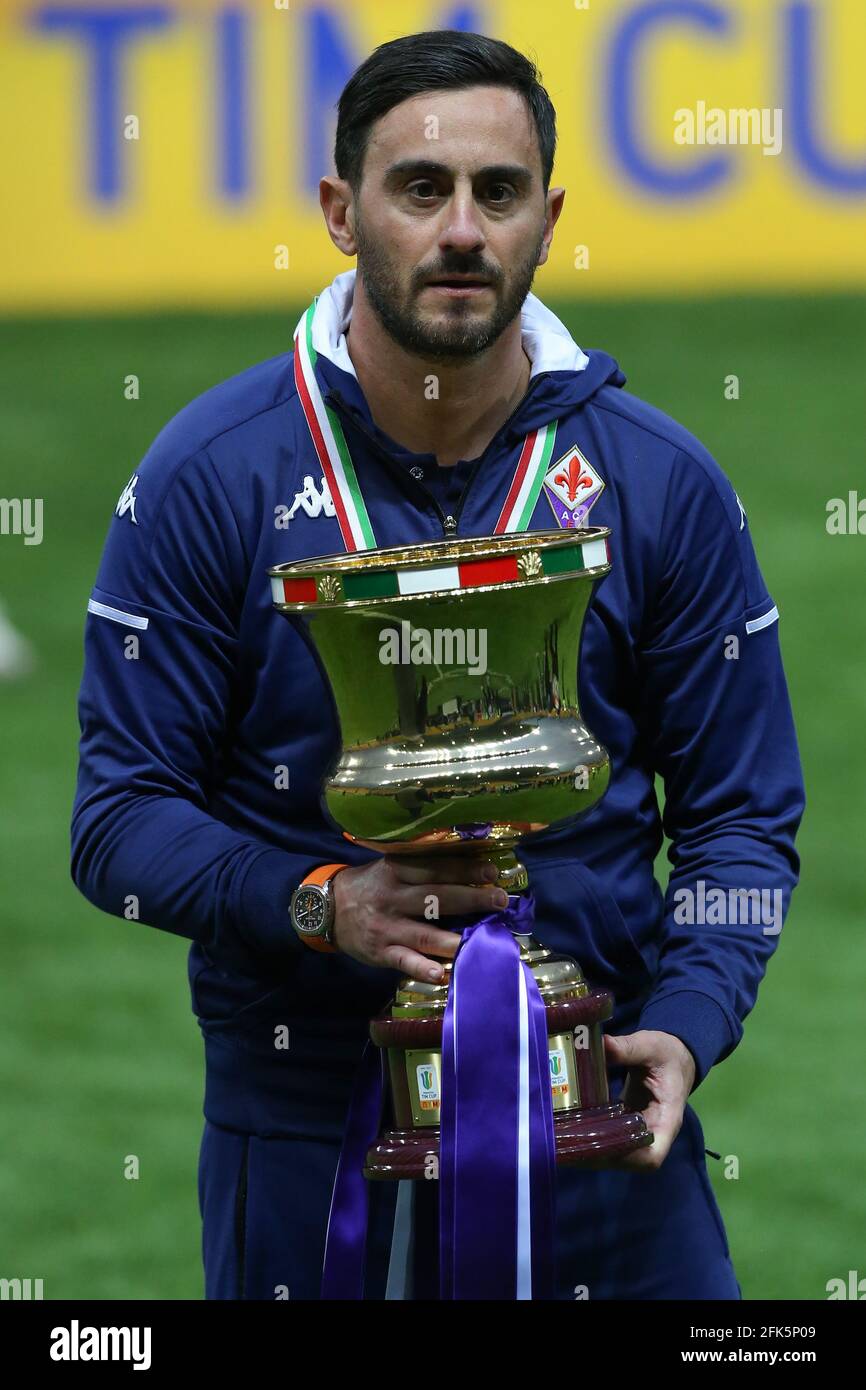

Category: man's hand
[601, 1030, 697, 1171]
[331, 856, 509, 982]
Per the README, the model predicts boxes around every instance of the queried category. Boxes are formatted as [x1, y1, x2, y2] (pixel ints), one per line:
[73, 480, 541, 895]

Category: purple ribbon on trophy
[320, 1036, 386, 1300]
[321, 891, 557, 1301]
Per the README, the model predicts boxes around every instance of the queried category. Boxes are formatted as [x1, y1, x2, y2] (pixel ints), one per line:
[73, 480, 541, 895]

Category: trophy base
[364, 1104, 652, 1180]
[366, 944, 654, 1180]
[362, 854, 654, 1181]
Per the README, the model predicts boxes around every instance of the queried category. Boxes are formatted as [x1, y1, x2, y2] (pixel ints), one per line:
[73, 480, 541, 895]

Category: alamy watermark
[1, 1277, 43, 1299]
[826, 1270, 866, 1299]
[674, 103, 783, 156]
[379, 621, 488, 676]
[0, 498, 43, 545]
[49, 1321, 151, 1370]
[826, 491, 866, 535]
[672, 880, 782, 935]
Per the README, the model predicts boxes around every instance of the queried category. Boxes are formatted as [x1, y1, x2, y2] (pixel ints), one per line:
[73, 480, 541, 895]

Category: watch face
[293, 886, 327, 935]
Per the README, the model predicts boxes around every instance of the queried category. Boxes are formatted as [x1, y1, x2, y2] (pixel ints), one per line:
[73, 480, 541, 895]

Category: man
[71, 30, 805, 1300]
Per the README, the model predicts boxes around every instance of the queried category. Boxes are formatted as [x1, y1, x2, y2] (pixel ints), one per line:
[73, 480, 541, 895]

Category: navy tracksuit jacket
[71, 270, 805, 1299]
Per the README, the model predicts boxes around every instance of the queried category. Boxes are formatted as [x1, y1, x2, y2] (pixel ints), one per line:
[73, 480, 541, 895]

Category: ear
[537, 187, 565, 268]
[320, 176, 358, 257]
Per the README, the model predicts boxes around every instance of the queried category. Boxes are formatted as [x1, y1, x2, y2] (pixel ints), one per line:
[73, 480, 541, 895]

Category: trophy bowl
[270, 527, 653, 1176]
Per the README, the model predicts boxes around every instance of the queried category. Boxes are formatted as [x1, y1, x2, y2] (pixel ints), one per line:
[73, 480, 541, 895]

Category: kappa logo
[543, 446, 605, 529]
[287, 474, 335, 521]
[115, 474, 139, 525]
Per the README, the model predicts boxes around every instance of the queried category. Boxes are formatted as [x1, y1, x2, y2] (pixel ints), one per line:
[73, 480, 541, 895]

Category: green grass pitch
[0, 293, 863, 1299]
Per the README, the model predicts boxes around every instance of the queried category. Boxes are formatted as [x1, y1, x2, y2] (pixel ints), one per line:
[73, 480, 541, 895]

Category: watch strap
[293, 863, 348, 953]
[303, 863, 349, 889]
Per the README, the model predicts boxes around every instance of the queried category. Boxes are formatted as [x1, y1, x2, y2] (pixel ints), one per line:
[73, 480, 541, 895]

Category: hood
[294, 268, 626, 447]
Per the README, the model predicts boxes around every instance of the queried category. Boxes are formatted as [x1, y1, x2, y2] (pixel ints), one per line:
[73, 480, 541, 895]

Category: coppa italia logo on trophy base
[543, 445, 605, 529]
[549, 1048, 570, 1099]
[417, 1064, 440, 1112]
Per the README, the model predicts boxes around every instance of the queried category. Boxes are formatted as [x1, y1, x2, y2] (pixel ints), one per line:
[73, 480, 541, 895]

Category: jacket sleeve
[70, 437, 325, 975]
[633, 444, 806, 1089]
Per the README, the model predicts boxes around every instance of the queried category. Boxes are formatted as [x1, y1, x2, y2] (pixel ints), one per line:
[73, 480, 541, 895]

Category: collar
[292, 269, 626, 457]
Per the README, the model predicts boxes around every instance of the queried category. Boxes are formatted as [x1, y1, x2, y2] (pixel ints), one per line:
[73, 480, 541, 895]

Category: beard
[353, 215, 547, 364]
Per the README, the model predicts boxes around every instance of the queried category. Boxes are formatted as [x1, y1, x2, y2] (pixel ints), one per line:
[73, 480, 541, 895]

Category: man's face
[347, 86, 560, 362]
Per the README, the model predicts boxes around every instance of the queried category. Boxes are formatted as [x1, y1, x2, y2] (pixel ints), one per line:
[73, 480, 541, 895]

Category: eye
[486, 183, 515, 203]
[407, 180, 440, 200]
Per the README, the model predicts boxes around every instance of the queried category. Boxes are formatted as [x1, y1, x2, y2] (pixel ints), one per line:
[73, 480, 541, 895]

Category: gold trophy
[269, 528, 652, 1177]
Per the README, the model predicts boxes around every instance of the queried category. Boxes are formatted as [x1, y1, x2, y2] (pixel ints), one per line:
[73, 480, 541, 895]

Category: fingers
[601, 1033, 689, 1172]
[331, 858, 505, 979]
[603, 1130, 674, 1172]
[606, 1088, 683, 1172]
[605, 1030, 696, 1089]
[393, 922, 462, 960]
[379, 938, 448, 984]
[393, 881, 509, 919]
[620, 1072, 652, 1114]
[604, 1032, 646, 1066]
[390, 856, 501, 886]
[371, 921, 462, 982]
[577, 1105, 675, 1171]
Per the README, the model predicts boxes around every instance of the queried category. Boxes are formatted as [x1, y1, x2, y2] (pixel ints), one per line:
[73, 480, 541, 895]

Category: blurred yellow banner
[2, 0, 865, 309]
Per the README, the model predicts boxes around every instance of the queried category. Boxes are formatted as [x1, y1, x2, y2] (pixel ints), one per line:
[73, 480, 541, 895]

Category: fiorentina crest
[542, 445, 605, 528]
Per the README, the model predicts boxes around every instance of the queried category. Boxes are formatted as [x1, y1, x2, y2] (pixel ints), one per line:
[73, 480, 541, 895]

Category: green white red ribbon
[492, 421, 558, 534]
[293, 298, 560, 551]
[293, 302, 376, 553]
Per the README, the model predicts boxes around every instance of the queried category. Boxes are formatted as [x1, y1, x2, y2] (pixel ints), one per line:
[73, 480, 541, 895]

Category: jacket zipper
[448, 372, 550, 533]
[324, 373, 550, 540]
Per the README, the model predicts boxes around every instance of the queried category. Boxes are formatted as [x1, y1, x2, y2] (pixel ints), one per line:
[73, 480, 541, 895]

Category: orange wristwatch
[289, 863, 348, 953]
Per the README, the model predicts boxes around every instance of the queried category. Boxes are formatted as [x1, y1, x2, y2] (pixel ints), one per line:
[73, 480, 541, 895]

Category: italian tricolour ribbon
[292, 298, 559, 548]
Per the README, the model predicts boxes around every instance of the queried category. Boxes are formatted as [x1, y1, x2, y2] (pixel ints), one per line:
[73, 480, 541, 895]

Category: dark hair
[334, 30, 557, 195]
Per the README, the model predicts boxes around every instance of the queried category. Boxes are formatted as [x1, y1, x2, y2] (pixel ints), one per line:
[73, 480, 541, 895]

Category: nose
[438, 180, 486, 255]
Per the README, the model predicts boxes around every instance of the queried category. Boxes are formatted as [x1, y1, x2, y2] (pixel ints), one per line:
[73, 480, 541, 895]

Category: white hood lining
[296, 268, 589, 380]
